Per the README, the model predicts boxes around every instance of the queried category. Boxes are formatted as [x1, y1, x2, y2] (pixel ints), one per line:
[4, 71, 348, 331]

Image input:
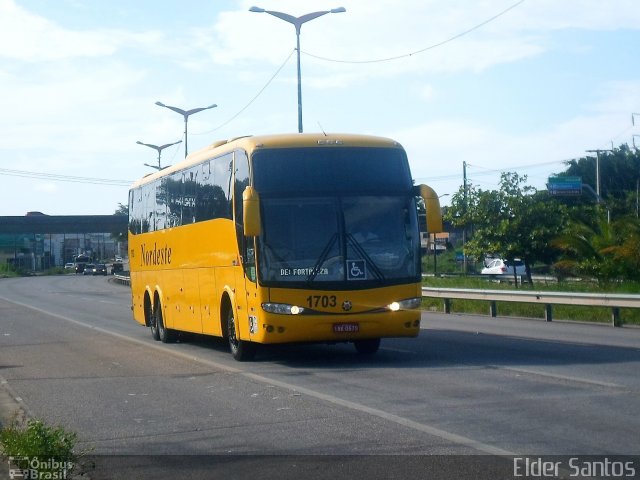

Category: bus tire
[226, 308, 255, 361]
[155, 301, 176, 344]
[146, 296, 160, 341]
[354, 338, 380, 355]
[148, 304, 160, 341]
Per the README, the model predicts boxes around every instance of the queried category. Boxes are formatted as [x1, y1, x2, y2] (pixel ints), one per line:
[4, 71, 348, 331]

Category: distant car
[111, 262, 124, 275]
[64, 263, 75, 270]
[94, 264, 108, 276]
[83, 263, 96, 275]
[481, 258, 526, 276]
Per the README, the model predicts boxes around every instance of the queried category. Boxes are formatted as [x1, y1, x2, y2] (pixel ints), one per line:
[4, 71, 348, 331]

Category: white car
[481, 258, 526, 276]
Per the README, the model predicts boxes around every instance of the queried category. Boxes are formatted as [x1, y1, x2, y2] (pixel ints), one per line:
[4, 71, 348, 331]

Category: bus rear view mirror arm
[414, 184, 443, 233]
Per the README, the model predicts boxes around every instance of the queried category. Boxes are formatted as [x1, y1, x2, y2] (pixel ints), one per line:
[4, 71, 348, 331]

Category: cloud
[395, 78, 640, 197]
[33, 182, 59, 194]
[0, 0, 164, 62]
[418, 85, 435, 102]
[208, 0, 640, 86]
[0, 0, 638, 216]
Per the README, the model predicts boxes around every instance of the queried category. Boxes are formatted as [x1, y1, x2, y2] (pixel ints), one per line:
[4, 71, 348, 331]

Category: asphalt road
[1, 275, 639, 479]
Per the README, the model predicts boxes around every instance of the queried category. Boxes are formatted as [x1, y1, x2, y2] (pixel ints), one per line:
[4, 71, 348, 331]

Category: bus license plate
[333, 323, 359, 333]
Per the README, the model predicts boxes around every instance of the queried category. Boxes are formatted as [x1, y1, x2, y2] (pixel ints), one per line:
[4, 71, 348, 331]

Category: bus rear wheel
[148, 302, 160, 341]
[155, 302, 176, 343]
[354, 338, 380, 355]
[226, 308, 255, 361]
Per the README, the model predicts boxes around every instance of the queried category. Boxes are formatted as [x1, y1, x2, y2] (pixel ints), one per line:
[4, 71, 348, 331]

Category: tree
[553, 213, 640, 283]
[111, 202, 128, 241]
[446, 172, 569, 285]
[560, 144, 640, 219]
[114, 203, 128, 216]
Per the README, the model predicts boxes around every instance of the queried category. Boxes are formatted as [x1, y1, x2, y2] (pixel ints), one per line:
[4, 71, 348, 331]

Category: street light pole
[136, 140, 182, 170]
[155, 102, 217, 157]
[249, 6, 345, 133]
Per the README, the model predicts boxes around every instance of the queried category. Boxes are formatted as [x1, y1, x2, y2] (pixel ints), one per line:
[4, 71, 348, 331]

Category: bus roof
[130, 133, 404, 189]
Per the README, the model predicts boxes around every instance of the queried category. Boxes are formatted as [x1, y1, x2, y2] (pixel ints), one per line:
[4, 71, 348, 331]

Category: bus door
[236, 239, 259, 341]
[233, 149, 259, 341]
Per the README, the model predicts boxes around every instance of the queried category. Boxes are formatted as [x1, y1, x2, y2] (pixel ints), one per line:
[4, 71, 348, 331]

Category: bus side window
[166, 173, 182, 227]
[155, 177, 167, 230]
[128, 188, 139, 234]
[142, 183, 155, 233]
[183, 169, 198, 224]
[211, 153, 233, 220]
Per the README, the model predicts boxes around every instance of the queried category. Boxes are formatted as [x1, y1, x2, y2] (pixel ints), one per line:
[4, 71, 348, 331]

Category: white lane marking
[489, 365, 623, 389]
[0, 295, 514, 456]
[380, 347, 415, 354]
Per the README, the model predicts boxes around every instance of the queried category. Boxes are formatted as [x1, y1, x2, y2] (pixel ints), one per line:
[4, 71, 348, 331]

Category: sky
[1, 0, 639, 216]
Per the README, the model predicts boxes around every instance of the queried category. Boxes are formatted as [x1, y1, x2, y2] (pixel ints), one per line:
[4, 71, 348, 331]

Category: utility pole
[585, 149, 613, 203]
[462, 161, 468, 275]
[632, 114, 640, 216]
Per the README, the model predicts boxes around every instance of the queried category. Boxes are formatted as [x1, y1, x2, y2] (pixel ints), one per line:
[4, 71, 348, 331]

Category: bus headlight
[262, 303, 305, 315]
[388, 297, 422, 311]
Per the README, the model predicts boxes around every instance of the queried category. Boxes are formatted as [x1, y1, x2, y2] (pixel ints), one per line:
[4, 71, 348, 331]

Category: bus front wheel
[226, 308, 255, 361]
[354, 338, 380, 355]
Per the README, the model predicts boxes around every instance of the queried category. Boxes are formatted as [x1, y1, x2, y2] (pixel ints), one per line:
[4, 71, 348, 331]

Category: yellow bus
[128, 133, 442, 360]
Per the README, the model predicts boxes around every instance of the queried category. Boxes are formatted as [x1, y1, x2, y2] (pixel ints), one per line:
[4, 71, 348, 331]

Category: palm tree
[552, 213, 640, 283]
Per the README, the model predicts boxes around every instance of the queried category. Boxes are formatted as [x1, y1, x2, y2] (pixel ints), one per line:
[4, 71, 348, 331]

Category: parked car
[481, 258, 526, 276]
[64, 263, 75, 270]
[94, 264, 108, 276]
[83, 263, 96, 275]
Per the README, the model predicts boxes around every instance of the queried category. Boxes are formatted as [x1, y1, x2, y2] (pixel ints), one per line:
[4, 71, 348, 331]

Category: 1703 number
[306, 295, 337, 308]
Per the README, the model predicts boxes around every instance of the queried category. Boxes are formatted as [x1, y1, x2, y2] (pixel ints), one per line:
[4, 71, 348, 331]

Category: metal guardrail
[422, 287, 640, 327]
[112, 274, 130, 286]
[110, 277, 635, 326]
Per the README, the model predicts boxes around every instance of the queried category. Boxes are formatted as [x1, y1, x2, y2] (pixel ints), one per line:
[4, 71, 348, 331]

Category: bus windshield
[252, 146, 412, 195]
[253, 147, 419, 288]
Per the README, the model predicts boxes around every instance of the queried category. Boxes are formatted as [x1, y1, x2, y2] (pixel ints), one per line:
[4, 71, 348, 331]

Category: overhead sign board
[547, 176, 582, 196]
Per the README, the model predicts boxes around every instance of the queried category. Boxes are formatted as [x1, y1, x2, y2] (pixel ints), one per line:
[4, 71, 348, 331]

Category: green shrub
[1, 418, 77, 476]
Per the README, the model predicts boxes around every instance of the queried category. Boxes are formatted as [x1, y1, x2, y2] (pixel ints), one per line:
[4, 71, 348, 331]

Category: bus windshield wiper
[306, 233, 338, 282]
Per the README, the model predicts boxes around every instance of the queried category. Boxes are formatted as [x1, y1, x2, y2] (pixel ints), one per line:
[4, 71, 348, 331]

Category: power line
[302, 0, 527, 64]
[193, 49, 296, 136]
[0, 167, 132, 186]
[198, 1, 526, 134]
[414, 158, 565, 184]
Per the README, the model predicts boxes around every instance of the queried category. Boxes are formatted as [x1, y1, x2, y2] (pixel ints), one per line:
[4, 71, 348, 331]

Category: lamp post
[136, 140, 182, 170]
[249, 6, 345, 133]
[155, 102, 217, 157]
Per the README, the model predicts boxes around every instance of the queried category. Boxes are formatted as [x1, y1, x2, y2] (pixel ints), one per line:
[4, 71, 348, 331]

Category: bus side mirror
[243, 186, 262, 237]
[414, 184, 443, 233]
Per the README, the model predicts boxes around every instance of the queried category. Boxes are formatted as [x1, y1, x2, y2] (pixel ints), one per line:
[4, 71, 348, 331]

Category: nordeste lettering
[141, 242, 172, 266]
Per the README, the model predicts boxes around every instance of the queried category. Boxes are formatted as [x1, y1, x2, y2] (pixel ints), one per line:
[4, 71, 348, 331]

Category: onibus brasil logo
[7, 456, 73, 480]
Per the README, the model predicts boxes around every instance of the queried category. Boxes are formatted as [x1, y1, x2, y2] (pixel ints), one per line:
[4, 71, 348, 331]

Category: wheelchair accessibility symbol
[347, 260, 366, 280]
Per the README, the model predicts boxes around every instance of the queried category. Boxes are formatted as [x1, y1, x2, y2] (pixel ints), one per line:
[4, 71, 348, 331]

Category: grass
[0, 264, 18, 278]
